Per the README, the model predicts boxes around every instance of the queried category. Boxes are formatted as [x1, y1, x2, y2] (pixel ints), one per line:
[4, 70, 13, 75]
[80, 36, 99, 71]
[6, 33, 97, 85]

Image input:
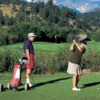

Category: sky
[26, 0, 100, 13]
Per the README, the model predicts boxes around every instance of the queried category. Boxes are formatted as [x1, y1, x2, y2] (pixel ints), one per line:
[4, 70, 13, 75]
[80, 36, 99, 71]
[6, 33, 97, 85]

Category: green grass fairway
[0, 40, 100, 53]
[0, 73, 100, 100]
[0, 42, 68, 53]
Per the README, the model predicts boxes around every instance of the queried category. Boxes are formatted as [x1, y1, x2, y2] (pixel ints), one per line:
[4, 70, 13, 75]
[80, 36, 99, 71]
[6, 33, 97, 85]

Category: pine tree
[12, 5, 17, 12]
[30, 3, 39, 14]
[47, 0, 53, 9]
[16, 0, 20, 5]
[15, 12, 20, 24]
[8, 17, 14, 26]
[4, 14, 9, 26]
[0, 10, 4, 25]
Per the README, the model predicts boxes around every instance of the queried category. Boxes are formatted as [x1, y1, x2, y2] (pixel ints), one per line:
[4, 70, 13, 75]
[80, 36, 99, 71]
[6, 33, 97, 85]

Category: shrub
[0, 46, 100, 74]
[0, 49, 21, 72]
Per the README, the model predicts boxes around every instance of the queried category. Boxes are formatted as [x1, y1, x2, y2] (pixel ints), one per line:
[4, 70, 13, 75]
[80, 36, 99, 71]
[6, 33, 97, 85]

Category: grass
[86, 40, 100, 52]
[0, 40, 100, 53]
[0, 42, 68, 53]
[0, 4, 41, 20]
[0, 73, 100, 100]
[0, 4, 19, 17]
[0, 41, 100, 99]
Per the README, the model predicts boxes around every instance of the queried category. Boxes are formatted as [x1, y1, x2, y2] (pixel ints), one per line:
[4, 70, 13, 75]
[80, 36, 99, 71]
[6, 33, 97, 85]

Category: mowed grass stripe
[0, 42, 68, 52]
[0, 41, 100, 52]
[0, 73, 100, 100]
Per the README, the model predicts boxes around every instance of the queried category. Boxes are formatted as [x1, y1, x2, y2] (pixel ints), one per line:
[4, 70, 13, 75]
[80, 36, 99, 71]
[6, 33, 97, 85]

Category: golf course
[0, 73, 100, 100]
[1, 40, 100, 52]
[0, 41, 100, 100]
[0, 0, 100, 99]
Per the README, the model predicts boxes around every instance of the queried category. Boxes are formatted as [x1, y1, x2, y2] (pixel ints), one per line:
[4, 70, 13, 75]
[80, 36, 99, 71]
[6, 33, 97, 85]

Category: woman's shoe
[72, 87, 81, 91]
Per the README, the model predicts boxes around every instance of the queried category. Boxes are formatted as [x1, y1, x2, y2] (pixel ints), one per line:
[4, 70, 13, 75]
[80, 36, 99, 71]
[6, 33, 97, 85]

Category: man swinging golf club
[23, 33, 36, 87]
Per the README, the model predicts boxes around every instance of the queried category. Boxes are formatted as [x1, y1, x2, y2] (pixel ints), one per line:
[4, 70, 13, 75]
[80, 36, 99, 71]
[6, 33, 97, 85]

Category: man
[23, 33, 36, 87]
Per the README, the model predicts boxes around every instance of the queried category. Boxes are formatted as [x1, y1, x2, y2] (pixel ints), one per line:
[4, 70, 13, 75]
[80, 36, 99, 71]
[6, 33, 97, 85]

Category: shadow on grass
[34, 77, 72, 87]
[81, 82, 100, 89]
[18, 77, 72, 91]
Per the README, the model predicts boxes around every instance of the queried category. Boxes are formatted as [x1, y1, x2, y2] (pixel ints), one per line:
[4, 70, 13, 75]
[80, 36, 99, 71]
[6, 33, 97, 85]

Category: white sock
[26, 79, 30, 83]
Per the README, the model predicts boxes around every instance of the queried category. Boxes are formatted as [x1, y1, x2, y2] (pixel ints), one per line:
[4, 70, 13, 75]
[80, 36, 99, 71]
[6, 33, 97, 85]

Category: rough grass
[0, 73, 100, 100]
[0, 4, 20, 17]
[0, 4, 40, 19]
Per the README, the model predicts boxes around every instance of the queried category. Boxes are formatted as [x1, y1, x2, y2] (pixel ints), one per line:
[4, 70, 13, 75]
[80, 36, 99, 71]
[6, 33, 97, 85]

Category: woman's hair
[80, 40, 87, 45]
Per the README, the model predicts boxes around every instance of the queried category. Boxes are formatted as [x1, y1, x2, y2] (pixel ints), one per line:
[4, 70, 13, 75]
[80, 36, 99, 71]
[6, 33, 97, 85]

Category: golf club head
[19, 57, 27, 65]
[74, 35, 91, 41]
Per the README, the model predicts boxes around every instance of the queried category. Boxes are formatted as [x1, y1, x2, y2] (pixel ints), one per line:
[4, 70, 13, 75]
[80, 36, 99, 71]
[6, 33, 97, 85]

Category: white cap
[28, 33, 36, 38]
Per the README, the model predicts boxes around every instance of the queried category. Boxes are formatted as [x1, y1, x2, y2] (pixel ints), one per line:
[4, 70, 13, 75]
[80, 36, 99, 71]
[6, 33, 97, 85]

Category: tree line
[0, 21, 77, 45]
[79, 9, 100, 42]
[0, 0, 92, 45]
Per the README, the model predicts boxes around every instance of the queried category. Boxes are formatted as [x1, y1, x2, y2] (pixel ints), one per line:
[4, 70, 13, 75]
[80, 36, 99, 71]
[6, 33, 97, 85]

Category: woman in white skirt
[67, 39, 86, 91]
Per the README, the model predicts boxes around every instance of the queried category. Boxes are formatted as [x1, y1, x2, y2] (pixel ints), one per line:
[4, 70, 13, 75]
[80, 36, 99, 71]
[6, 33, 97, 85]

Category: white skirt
[67, 61, 81, 75]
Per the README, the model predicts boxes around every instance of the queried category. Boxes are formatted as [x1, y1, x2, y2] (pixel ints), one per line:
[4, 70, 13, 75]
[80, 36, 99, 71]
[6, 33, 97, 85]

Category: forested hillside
[79, 9, 100, 42]
[0, 0, 92, 45]
[79, 9, 100, 31]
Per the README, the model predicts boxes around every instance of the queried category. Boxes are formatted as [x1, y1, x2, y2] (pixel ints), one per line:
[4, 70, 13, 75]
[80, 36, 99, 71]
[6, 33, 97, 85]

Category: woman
[67, 39, 86, 91]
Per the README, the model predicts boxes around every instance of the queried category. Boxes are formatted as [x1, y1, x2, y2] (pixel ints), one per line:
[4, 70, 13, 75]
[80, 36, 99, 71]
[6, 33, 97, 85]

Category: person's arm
[26, 49, 30, 64]
[70, 42, 75, 51]
[73, 39, 83, 52]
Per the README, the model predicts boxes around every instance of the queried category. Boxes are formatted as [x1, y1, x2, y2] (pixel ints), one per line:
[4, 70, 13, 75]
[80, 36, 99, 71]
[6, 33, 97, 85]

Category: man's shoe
[29, 83, 34, 87]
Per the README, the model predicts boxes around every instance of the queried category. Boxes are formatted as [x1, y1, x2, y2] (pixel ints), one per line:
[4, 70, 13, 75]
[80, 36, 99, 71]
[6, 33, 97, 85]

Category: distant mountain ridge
[26, 0, 100, 13]
[79, 8, 100, 33]
[27, 2, 81, 14]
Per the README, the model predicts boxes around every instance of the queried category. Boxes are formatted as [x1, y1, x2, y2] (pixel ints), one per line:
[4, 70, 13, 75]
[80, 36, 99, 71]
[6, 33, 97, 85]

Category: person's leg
[73, 75, 77, 88]
[26, 69, 32, 86]
[72, 75, 80, 91]
[26, 69, 31, 79]
[76, 75, 81, 86]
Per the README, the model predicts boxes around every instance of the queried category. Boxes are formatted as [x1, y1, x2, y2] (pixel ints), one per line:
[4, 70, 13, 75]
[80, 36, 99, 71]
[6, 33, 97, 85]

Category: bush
[81, 48, 100, 72]
[0, 49, 21, 72]
[0, 46, 100, 74]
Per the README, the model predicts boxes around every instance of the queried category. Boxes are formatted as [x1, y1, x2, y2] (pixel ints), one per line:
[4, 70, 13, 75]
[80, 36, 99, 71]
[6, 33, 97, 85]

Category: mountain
[79, 8, 100, 32]
[72, 9, 81, 14]
[27, 2, 81, 14]
[26, 0, 100, 13]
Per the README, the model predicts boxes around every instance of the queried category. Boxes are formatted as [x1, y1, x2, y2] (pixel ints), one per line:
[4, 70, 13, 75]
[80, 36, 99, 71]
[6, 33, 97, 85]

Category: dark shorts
[25, 54, 34, 69]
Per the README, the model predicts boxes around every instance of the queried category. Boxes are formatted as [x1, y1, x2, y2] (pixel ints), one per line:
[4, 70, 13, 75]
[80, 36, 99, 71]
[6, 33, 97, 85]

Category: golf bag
[8, 57, 27, 91]
[10, 63, 21, 87]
